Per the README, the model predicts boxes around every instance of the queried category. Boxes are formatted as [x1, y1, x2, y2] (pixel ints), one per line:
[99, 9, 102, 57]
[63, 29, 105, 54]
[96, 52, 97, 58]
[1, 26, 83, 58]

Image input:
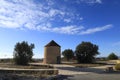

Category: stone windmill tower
[43, 40, 61, 64]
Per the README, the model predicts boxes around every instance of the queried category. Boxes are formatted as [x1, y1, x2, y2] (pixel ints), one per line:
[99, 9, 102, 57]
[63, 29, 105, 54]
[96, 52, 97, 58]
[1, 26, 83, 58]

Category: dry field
[0, 63, 53, 69]
[63, 63, 106, 68]
[62, 60, 107, 68]
[0, 62, 57, 80]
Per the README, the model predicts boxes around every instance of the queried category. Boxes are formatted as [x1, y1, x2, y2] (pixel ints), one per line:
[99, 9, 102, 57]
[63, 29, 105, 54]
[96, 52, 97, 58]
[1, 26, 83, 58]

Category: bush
[115, 63, 120, 70]
[13, 41, 35, 65]
[107, 53, 118, 60]
[62, 49, 74, 61]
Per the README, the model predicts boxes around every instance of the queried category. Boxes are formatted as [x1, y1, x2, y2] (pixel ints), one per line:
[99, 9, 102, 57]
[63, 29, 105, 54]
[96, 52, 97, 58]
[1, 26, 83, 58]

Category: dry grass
[0, 73, 49, 80]
[0, 63, 57, 79]
[62, 61, 107, 68]
[0, 63, 53, 69]
[115, 63, 120, 71]
[66, 63, 106, 68]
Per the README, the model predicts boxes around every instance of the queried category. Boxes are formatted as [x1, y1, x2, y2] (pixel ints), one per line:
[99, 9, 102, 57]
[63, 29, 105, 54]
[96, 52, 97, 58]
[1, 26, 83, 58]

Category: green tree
[107, 53, 118, 60]
[13, 41, 35, 65]
[62, 49, 74, 61]
[75, 41, 99, 63]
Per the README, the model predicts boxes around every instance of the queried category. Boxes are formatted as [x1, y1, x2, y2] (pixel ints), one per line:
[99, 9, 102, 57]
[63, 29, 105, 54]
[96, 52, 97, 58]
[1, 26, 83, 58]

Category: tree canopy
[75, 41, 99, 63]
[13, 41, 35, 65]
[62, 49, 74, 61]
[107, 53, 118, 60]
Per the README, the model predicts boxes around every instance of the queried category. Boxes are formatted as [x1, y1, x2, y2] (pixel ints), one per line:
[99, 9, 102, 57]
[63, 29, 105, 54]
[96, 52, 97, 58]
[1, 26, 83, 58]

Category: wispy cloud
[76, 0, 102, 4]
[37, 24, 84, 35]
[0, 0, 71, 28]
[51, 26, 84, 34]
[0, 0, 82, 31]
[80, 24, 113, 35]
[64, 18, 71, 23]
[80, 17, 83, 21]
[0, 0, 111, 35]
[86, 0, 102, 4]
[96, 0, 102, 3]
[36, 24, 112, 35]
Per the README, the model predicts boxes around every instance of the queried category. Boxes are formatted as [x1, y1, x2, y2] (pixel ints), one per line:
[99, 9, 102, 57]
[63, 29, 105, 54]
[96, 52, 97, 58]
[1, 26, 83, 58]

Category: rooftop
[45, 40, 60, 47]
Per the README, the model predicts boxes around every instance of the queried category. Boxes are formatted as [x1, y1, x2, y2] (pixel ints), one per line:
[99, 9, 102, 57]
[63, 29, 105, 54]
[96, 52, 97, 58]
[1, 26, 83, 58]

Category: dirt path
[53, 64, 114, 75]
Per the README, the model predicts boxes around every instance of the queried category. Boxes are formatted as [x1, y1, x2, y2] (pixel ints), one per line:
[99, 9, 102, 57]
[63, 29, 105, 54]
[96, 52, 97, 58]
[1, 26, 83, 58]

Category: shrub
[13, 41, 35, 65]
[107, 53, 118, 60]
[62, 49, 74, 61]
[115, 63, 120, 70]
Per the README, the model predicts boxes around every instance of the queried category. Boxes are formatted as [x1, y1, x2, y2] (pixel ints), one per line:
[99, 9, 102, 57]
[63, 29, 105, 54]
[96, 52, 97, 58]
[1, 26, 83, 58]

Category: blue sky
[0, 0, 120, 58]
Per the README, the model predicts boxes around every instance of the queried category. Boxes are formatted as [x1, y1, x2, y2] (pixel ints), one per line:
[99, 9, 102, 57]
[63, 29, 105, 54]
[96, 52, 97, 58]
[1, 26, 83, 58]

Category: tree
[107, 53, 118, 60]
[13, 41, 35, 65]
[62, 49, 74, 61]
[75, 41, 99, 63]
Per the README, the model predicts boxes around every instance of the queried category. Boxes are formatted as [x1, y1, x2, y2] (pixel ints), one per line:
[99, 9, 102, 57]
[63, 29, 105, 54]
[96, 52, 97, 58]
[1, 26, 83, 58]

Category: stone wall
[43, 46, 61, 64]
[0, 69, 58, 76]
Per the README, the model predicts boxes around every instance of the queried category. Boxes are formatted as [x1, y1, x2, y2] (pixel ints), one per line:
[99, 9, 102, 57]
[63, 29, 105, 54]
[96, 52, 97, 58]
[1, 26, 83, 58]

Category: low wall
[0, 68, 58, 76]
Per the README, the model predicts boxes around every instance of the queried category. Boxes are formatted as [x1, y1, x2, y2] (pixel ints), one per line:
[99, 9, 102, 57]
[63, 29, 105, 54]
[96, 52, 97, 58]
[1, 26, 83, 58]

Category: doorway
[57, 56, 61, 64]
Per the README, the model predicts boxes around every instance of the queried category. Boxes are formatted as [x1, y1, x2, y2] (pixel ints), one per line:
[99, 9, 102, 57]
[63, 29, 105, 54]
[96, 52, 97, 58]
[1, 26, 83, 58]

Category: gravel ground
[0, 74, 68, 80]
[67, 73, 120, 80]
[1, 71, 120, 80]
[0, 64, 120, 80]
[0, 73, 45, 80]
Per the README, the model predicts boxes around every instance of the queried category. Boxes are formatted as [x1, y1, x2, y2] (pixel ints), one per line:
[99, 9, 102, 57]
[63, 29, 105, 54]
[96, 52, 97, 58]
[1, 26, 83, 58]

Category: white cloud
[52, 26, 84, 34]
[49, 9, 57, 17]
[49, 9, 65, 17]
[86, 0, 102, 4]
[96, 0, 102, 3]
[76, 0, 102, 4]
[0, 0, 85, 35]
[0, 0, 68, 29]
[80, 24, 113, 35]
[36, 24, 112, 35]
[64, 18, 71, 23]
[37, 25, 84, 35]
[80, 17, 83, 21]
[46, 0, 55, 6]
[0, 0, 111, 35]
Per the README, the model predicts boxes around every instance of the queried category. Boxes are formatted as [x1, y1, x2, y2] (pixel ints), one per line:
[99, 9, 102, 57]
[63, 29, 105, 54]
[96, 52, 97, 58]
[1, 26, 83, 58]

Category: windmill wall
[43, 40, 61, 64]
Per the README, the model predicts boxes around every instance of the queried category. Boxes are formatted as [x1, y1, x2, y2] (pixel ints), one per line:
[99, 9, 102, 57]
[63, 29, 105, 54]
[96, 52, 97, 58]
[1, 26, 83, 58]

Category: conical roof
[45, 40, 60, 47]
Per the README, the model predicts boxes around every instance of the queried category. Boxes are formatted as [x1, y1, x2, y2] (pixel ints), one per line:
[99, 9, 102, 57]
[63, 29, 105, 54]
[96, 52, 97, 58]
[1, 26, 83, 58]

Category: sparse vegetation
[107, 53, 118, 60]
[13, 41, 35, 65]
[0, 59, 13, 63]
[62, 49, 74, 61]
[63, 63, 106, 68]
[0, 63, 53, 69]
[0, 63, 58, 80]
[115, 63, 120, 70]
[0, 72, 59, 80]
